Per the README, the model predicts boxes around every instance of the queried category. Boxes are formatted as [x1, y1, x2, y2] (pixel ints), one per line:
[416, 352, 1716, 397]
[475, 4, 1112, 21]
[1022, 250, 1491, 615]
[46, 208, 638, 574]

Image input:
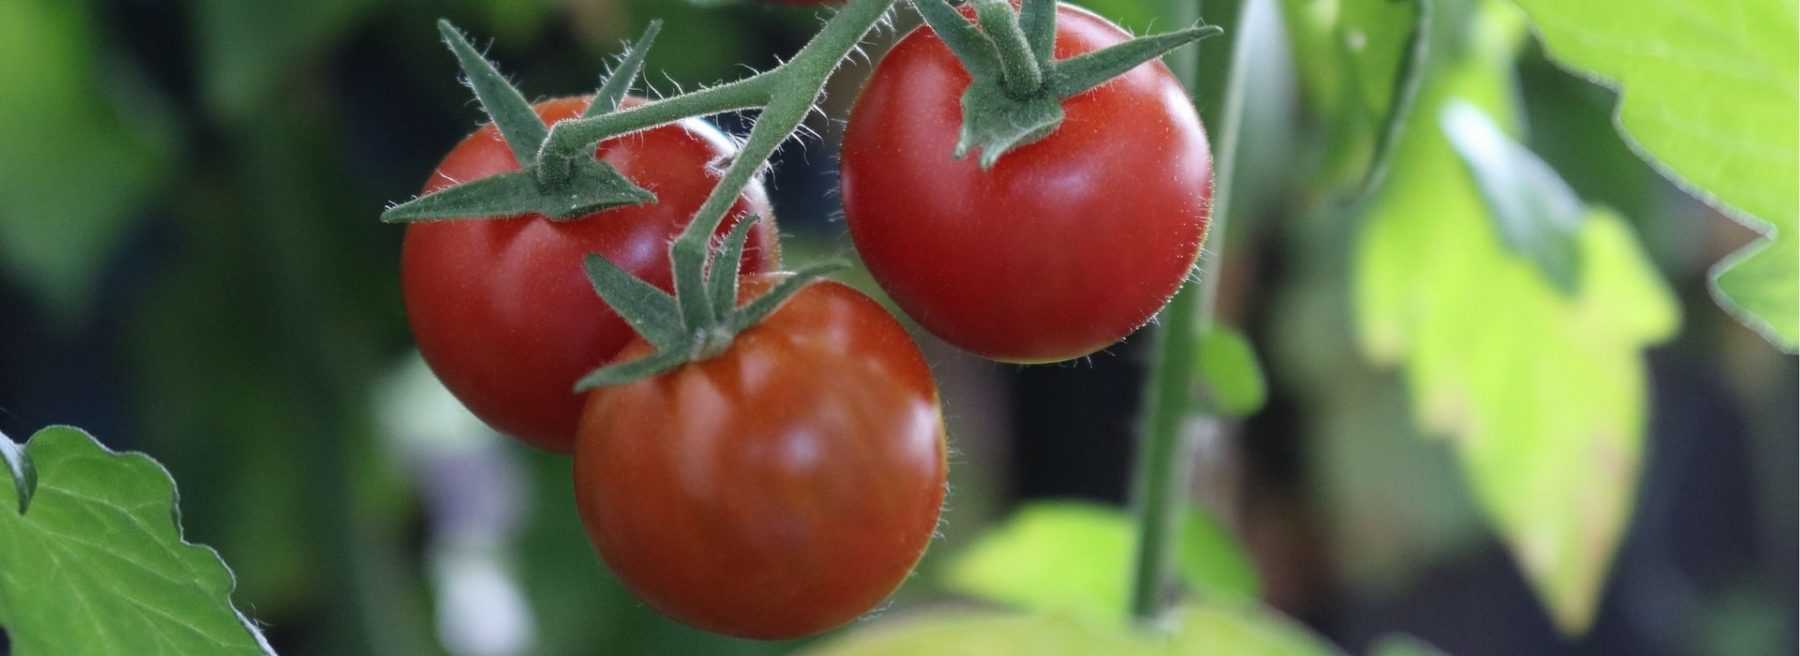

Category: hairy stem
[975, 0, 1045, 95]
[537, 75, 777, 184]
[1128, 0, 1249, 622]
[667, 0, 898, 307]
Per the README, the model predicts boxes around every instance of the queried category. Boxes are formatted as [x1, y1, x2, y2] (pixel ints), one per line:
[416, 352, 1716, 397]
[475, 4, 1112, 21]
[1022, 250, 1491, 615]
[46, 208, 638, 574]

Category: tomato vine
[381, 0, 1227, 637]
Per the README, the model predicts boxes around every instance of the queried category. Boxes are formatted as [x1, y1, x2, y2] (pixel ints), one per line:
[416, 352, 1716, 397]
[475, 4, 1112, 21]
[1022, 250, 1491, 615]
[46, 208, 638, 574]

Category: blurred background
[0, 0, 1792, 654]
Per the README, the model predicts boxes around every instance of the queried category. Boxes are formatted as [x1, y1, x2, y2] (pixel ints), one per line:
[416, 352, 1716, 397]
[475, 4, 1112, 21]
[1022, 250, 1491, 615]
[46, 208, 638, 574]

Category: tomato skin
[840, 4, 1213, 363]
[403, 96, 778, 452]
[574, 277, 947, 640]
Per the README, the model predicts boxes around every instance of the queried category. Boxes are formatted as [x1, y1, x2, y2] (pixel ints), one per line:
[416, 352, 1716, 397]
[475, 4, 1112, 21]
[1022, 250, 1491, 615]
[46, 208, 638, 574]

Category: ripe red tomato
[840, 3, 1213, 363]
[573, 276, 947, 639]
[404, 96, 778, 452]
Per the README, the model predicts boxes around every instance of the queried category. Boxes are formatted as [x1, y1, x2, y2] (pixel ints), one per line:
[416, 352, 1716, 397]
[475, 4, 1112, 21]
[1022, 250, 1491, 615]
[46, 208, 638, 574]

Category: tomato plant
[4, 0, 1774, 653]
[841, 2, 1213, 363]
[403, 96, 778, 452]
[379, 0, 1212, 641]
[574, 276, 947, 639]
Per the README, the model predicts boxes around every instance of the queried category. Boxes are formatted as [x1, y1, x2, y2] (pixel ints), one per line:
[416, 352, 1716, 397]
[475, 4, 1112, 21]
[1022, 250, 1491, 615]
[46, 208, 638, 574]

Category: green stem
[666, 0, 898, 305]
[974, 0, 1044, 95]
[536, 75, 777, 184]
[1128, 0, 1249, 622]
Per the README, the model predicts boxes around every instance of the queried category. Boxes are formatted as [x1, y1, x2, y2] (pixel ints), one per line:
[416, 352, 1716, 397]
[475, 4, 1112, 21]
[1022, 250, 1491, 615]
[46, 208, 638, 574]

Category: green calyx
[380, 20, 663, 223]
[913, 0, 1223, 168]
[383, 3, 895, 390]
[574, 215, 847, 390]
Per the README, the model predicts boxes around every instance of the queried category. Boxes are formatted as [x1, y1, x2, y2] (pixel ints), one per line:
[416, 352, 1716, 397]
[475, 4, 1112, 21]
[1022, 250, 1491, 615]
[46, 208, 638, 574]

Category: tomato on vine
[402, 96, 777, 452]
[385, 3, 1214, 642]
[574, 275, 947, 639]
[841, 1, 1215, 363]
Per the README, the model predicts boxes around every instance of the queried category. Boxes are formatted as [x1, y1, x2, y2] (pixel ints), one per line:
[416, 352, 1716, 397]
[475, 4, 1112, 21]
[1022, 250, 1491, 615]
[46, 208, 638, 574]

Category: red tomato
[840, 3, 1213, 363]
[404, 96, 778, 452]
[574, 277, 947, 640]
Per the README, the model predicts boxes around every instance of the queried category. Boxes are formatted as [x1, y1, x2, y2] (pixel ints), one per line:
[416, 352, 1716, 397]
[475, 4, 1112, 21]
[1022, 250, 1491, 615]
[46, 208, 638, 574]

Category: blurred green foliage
[1354, 0, 1677, 632]
[941, 502, 1259, 622]
[800, 604, 1334, 656]
[0, 0, 175, 321]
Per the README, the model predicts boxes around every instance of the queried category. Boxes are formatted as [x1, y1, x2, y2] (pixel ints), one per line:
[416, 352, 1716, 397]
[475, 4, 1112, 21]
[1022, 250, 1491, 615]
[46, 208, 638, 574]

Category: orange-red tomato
[840, 3, 1213, 363]
[574, 277, 947, 639]
[403, 96, 778, 452]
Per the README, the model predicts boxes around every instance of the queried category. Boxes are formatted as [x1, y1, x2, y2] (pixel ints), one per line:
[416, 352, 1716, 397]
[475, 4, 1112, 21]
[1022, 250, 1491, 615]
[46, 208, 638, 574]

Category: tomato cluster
[404, 98, 946, 640]
[393, 1, 1208, 642]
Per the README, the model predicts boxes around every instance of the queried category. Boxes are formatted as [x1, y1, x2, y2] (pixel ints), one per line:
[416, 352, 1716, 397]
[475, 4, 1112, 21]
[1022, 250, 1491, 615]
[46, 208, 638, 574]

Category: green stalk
[663, 0, 896, 314]
[1128, 0, 1251, 622]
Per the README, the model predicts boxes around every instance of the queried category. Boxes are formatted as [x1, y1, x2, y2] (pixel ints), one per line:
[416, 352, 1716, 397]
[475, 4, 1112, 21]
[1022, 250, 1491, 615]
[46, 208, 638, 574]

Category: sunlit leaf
[1353, 0, 1678, 635]
[1513, 0, 1799, 350]
[0, 427, 272, 655]
[801, 604, 1335, 656]
[1196, 324, 1268, 417]
[1441, 100, 1585, 293]
[941, 502, 1258, 621]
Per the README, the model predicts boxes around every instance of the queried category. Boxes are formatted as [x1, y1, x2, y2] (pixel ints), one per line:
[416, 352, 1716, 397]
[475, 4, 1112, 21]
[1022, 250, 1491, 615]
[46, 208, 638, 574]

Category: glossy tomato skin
[404, 96, 778, 452]
[840, 4, 1212, 363]
[574, 277, 947, 640]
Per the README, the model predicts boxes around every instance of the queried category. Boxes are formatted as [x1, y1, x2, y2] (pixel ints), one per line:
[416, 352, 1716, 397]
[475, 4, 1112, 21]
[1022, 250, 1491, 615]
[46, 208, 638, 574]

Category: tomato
[404, 96, 779, 452]
[839, 3, 1212, 363]
[573, 276, 947, 639]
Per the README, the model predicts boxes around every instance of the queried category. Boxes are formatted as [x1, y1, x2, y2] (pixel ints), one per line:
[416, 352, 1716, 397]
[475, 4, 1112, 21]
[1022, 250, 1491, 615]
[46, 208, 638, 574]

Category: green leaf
[0, 427, 272, 654]
[800, 605, 1334, 656]
[1179, 506, 1261, 602]
[0, 0, 174, 319]
[1353, 0, 1677, 635]
[941, 502, 1257, 622]
[1441, 101, 1585, 293]
[1195, 324, 1268, 417]
[0, 431, 35, 515]
[1512, 0, 1799, 351]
